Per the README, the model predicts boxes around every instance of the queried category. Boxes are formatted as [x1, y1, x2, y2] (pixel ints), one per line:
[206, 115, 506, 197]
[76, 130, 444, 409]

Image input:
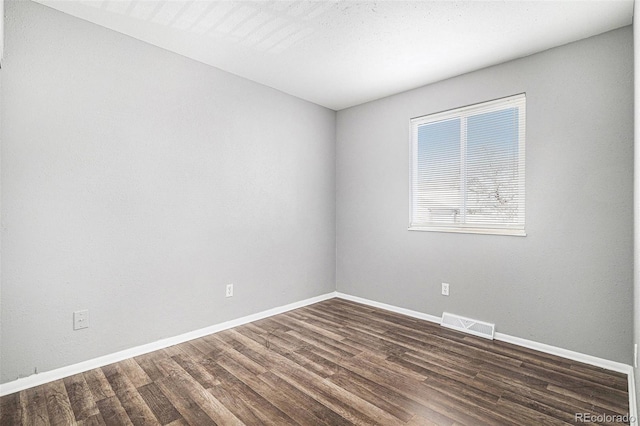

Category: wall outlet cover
[441, 283, 450, 296]
[73, 310, 89, 330]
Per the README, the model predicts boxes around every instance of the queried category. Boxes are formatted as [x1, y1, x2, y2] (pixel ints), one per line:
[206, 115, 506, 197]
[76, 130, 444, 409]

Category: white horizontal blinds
[413, 118, 461, 225]
[465, 101, 525, 227]
[410, 94, 525, 234]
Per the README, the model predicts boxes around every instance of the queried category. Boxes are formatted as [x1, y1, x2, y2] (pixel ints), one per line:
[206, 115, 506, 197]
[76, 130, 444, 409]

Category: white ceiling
[34, 0, 634, 110]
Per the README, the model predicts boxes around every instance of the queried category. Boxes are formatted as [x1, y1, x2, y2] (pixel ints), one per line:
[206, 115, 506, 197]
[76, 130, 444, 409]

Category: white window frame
[409, 94, 526, 236]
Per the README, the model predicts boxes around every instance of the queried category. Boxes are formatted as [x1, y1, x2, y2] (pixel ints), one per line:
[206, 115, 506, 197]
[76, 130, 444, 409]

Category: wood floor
[0, 298, 630, 425]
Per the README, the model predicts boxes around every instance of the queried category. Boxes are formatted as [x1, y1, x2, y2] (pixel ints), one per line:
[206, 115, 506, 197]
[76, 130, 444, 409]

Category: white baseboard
[494, 332, 632, 375]
[336, 292, 442, 323]
[0, 291, 337, 396]
[335, 292, 636, 419]
[2, 289, 637, 422]
[628, 369, 638, 424]
[336, 292, 631, 373]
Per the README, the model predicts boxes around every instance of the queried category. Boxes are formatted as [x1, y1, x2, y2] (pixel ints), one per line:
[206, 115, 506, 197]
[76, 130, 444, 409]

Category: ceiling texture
[34, 0, 634, 110]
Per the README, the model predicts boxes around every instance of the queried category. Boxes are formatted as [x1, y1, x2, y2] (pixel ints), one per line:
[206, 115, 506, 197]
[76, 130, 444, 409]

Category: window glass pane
[416, 118, 461, 224]
[465, 108, 521, 225]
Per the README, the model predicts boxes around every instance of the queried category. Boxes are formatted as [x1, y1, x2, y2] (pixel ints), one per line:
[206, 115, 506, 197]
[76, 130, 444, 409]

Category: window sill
[408, 225, 526, 237]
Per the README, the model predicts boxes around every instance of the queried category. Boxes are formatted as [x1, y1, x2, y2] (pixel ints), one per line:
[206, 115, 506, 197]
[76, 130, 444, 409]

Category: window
[410, 94, 526, 236]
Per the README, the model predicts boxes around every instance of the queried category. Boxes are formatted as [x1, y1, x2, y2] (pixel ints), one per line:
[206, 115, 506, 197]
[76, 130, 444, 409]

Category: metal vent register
[441, 312, 495, 340]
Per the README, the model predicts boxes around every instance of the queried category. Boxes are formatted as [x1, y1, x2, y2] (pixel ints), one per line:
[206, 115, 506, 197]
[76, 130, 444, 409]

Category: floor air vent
[441, 312, 495, 340]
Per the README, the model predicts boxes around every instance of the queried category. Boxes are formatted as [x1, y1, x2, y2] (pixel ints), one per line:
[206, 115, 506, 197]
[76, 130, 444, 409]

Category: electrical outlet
[73, 310, 89, 330]
[226, 284, 233, 298]
[441, 283, 450, 296]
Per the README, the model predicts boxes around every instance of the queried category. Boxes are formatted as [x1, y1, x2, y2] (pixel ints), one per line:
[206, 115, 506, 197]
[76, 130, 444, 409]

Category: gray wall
[336, 27, 633, 364]
[1, 1, 336, 383]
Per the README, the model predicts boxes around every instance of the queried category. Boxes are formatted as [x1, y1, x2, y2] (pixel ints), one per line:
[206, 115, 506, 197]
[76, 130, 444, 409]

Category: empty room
[1, 0, 639, 424]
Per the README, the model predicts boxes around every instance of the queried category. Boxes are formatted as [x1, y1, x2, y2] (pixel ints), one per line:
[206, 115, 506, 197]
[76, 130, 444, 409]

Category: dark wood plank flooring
[0, 298, 630, 425]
